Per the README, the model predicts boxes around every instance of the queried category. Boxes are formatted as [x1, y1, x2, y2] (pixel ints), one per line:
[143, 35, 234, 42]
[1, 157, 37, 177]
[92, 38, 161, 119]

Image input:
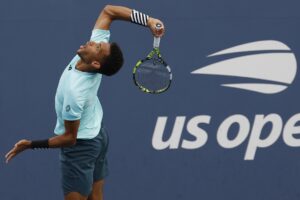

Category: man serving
[5, 5, 165, 200]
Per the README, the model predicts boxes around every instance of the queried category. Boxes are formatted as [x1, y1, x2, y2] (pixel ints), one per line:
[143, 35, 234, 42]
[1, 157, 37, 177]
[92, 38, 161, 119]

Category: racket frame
[133, 47, 172, 94]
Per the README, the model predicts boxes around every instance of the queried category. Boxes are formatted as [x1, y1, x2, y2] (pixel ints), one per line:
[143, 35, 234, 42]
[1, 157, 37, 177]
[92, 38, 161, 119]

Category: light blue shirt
[54, 29, 110, 139]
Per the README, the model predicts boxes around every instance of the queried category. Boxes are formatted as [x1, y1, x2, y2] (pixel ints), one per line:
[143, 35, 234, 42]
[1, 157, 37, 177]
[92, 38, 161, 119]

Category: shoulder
[67, 75, 97, 100]
[65, 86, 82, 101]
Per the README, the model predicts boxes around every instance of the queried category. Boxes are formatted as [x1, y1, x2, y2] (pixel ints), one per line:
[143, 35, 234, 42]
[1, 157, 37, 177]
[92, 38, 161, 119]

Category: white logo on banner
[152, 114, 300, 160]
[191, 40, 297, 94]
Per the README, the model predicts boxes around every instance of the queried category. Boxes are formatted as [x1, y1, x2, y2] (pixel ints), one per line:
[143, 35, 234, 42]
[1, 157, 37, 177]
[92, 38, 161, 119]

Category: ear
[91, 61, 101, 69]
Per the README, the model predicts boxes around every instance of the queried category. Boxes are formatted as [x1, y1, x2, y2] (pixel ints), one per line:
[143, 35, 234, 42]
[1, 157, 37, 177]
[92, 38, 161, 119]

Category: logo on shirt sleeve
[66, 105, 71, 112]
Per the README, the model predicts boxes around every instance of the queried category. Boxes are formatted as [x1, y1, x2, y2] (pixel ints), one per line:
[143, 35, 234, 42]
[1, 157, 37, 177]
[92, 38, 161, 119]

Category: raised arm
[94, 5, 165, 37]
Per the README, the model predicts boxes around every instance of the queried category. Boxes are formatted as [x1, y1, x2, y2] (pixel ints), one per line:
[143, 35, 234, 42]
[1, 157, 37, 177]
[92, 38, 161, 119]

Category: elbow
[103, 5, 115, 18]
[69, 138, 77, 146]
[104, 4, 113, 10]
[65, 134, 77, 146]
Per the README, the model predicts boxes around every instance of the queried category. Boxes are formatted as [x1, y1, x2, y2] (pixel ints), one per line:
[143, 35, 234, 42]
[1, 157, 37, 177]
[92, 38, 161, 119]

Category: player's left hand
[148, 17, 165, 37]
[5, 139, 31, 163]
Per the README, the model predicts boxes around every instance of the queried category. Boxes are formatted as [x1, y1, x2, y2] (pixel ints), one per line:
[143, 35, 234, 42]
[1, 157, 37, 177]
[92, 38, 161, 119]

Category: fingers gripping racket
[133, 24, 172, 94]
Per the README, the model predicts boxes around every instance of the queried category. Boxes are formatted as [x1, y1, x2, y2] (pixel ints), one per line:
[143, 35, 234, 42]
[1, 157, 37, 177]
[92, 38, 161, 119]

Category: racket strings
[135, 58, 171, 91]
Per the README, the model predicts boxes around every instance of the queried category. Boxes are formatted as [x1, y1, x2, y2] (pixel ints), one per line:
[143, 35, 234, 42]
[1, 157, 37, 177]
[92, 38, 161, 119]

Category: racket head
[133, 48, 172, 94]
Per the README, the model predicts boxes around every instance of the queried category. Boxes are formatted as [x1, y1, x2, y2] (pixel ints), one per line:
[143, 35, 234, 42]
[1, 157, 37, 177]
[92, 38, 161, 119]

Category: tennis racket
[133, 24, 172, 94]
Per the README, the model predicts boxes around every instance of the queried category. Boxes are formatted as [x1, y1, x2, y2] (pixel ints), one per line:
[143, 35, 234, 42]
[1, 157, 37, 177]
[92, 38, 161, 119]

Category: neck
[76, 59, 96, 73]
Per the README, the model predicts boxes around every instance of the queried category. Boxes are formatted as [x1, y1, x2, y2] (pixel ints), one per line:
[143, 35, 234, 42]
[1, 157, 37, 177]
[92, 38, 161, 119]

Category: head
[77, 41, 124, 76]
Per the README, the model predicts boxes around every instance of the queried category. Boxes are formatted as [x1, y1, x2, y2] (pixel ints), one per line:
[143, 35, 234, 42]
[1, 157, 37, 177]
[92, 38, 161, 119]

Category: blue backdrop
[1, 0, 300, 199]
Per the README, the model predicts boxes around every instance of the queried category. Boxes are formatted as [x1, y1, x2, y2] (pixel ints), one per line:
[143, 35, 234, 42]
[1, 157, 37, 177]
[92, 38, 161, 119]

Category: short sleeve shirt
[54, 29, 110, 139]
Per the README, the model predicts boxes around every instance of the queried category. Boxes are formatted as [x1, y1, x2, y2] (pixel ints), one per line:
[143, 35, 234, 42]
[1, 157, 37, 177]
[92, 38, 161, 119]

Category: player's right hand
[5, 139, 31, 163]
[148, 17, 165, 37]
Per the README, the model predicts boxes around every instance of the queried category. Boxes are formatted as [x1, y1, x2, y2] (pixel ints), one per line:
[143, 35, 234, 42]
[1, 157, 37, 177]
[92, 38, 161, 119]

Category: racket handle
[153, 23, 162, 48]
[153, 37, 160, 48]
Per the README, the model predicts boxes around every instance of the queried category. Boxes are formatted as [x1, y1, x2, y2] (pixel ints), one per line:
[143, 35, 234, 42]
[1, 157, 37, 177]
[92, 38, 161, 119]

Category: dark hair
[98, 42, 124, 76]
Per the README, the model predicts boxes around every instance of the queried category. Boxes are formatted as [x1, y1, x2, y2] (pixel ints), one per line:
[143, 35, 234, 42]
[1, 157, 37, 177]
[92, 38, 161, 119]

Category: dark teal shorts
[59, 126, 109, 196]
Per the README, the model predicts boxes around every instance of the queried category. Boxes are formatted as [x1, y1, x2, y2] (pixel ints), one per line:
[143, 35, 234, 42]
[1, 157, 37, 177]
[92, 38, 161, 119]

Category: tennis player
[5, 5, 164, 200]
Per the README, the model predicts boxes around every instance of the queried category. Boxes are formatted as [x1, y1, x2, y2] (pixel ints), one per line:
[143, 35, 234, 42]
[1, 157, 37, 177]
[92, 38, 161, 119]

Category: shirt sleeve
[90, 29, 110, 43]
[62, 91, 86, 121]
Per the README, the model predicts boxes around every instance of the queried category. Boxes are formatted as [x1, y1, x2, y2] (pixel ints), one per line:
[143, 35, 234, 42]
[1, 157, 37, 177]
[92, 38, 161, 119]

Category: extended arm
[94, 5, 165, 37]
[5, 120, 79, 163]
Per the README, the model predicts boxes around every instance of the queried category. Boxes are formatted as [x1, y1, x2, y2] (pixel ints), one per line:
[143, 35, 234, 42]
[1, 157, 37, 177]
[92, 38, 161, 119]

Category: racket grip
[153, 37, 161, 48]
[153, 23, 162, 48]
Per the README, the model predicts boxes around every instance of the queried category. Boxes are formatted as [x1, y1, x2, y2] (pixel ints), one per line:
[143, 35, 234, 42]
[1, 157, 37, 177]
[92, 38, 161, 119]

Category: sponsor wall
[1, 0, 300, 200]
